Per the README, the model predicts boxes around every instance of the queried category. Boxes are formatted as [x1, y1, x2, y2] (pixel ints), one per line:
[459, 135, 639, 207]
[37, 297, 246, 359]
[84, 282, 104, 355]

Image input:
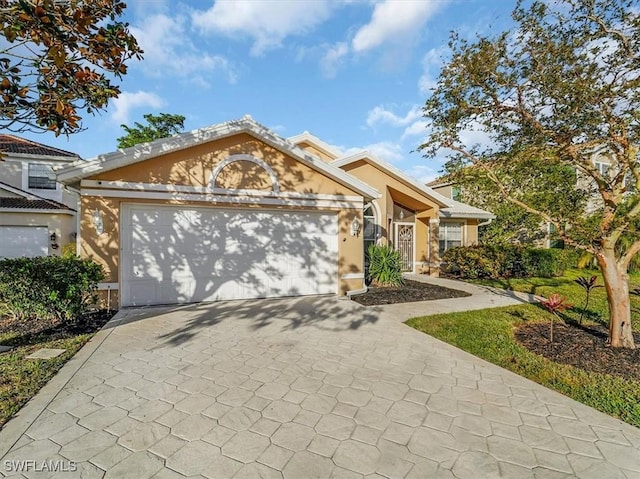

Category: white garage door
[0, 226, 48, 259]
[121, 205, 339, 306]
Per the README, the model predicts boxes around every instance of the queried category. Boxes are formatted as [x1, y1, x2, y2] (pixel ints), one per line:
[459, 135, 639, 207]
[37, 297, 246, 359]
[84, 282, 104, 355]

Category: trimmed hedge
[0, 256, 105, 321]
[442, 245, 578, 279]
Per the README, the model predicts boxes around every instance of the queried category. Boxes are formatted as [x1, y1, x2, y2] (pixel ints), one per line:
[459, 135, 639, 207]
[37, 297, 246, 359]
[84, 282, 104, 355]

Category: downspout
[64, 185, 81, 255]
[346, 286, 368, 298]
[478, 218, 493, 227]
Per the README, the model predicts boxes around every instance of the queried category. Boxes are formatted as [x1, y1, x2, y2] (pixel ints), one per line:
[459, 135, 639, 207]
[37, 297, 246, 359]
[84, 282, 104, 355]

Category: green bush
[0, 256, 105, 321]
[366, 244, 404, 287]
[443, 245, 574, 279]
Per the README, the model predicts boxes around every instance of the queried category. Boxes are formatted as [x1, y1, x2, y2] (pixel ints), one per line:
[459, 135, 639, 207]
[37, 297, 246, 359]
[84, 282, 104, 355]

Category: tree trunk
[596, 249, 636, 349]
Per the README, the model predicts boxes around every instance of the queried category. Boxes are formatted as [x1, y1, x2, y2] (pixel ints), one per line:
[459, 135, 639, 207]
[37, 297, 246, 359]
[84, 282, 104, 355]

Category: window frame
[27, 163, 57, 190]
[439, 221, 464, 256]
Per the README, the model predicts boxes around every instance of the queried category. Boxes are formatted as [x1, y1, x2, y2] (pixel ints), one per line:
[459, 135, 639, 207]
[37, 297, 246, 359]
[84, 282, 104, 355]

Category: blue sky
[23, 0, 516, 183]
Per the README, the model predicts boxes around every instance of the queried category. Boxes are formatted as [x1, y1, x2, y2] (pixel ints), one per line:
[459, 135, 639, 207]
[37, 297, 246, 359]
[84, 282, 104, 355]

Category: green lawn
[470, 268, 640, 328]
[0, 317, 105, 427]
[406, 269, 640, 427]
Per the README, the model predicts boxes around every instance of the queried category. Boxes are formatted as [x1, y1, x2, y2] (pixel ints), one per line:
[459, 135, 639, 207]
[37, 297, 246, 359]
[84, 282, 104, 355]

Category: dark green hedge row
[0, 256, 104, 321]
[442, 245, 579, 279]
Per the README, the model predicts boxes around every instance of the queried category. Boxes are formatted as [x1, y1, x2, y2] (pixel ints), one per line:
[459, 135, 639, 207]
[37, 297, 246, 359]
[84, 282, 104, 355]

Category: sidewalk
[374, 274, 541, 321]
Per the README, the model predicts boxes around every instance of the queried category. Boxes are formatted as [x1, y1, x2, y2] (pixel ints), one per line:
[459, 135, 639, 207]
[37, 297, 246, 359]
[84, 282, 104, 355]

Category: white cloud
[352, 0, 442, 53]
[111, 91, 165, 124]
[418, 46, 448, 94]
[405, 164, 441, 184]
[320, 42, 349, 78]
[402, 120, 429, 140]
[362, 141, 405, 163]
[131, 14, 237, 85]
[192, 0, 335, 56]
[366, 105, 422, 128]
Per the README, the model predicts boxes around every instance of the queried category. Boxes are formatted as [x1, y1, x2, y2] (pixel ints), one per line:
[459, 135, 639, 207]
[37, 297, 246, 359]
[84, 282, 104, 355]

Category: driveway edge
[0, 314, 122, 459]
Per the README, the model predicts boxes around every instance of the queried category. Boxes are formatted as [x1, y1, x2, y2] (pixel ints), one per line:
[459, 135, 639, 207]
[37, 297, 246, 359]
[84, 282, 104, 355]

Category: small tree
[542, 293, 573, 343]
[0, 0, 142, 136]
[117, 113, 186, 148]
[421, 0, 640, 348]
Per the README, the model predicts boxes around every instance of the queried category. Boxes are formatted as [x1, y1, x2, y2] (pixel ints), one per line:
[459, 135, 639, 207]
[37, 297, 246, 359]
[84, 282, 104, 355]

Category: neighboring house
[0, 135, 79, 259]
[57, 116, 492, 308]
[429, 149, 629, 248]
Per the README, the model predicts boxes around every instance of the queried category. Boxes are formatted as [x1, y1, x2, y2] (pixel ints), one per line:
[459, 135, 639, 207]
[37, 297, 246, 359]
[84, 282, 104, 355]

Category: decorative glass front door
[394, 223, 414, 272]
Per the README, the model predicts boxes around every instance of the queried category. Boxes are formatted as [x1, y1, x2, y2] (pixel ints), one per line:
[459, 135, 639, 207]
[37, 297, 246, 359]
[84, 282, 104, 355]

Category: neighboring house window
[439, 222, 463, 256]
[594, 161, 610, 177]
[451, 186, 462, 201]
[28, 164, 56, 189]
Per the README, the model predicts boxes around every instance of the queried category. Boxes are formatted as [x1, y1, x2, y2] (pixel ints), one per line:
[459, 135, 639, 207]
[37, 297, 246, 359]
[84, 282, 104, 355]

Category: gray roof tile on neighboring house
[0, 181, 75, 211]
[0, 197, 74, 211]
[0, 134, 79, 158]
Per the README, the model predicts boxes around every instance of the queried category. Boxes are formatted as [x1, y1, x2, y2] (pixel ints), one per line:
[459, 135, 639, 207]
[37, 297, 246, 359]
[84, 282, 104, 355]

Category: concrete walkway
[375, 274, 541, 320]
[1, 293, 639, 478]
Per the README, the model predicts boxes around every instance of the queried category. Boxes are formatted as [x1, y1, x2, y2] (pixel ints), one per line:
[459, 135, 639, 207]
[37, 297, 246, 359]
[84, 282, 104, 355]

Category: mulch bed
[352, 279, 471, 306]
[515, 322, 640, 381]
[0, 309, 116, 347]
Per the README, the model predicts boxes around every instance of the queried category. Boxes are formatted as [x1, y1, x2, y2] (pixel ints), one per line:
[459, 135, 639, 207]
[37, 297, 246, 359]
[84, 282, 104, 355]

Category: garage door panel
[122, 205, 338, 306]
[0, 226, 49, 259]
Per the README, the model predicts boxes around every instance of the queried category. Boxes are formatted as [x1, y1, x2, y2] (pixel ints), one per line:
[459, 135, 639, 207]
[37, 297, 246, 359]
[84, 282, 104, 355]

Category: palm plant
[574, 275, 603, 325]
[366, 244, 404, 287]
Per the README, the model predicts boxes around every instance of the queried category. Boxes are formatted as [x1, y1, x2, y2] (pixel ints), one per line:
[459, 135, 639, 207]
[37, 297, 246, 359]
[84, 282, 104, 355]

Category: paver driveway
[1, 296, 639, 478]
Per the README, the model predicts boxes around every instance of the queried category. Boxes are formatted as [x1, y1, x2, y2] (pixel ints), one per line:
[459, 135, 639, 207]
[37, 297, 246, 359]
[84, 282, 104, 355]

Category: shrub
[0, 256, 105, 321]
[443, 245, 575, 279]
[366, 244, 404, 287]
[441, 245, 499, 279]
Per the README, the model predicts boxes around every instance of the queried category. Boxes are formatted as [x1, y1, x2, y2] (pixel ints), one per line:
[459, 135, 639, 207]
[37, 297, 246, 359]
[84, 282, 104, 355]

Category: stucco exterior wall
[295, 141, 337, 163]
[337, 160, 441, 271]
[465, 219, 479, 245]
[0, 161, 23, 189]
[0, 211, 75, 255]
[81, 134, 367, 305]
[90, 134, 356, 197]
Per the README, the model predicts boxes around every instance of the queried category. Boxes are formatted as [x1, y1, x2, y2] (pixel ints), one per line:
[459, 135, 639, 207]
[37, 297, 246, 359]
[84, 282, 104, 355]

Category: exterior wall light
[351, 217, 360, 237]
[92, 208, 104, 235]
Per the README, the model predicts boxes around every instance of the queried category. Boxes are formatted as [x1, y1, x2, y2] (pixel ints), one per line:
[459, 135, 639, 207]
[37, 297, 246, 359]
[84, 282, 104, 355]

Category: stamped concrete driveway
[1, 296, 640, 478]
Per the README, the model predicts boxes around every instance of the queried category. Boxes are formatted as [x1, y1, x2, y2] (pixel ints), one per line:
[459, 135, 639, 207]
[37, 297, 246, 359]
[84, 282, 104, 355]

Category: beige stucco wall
[465, 219, 479, 245]
[295, 141, 337, 163]
[338, 160, 441, 271]
[81, 134, 367, 305]
[0, 211, 75, 255]
[91, 134, 354, 197]
[0, 160, 23, 189]
[432, 184, 453, 198]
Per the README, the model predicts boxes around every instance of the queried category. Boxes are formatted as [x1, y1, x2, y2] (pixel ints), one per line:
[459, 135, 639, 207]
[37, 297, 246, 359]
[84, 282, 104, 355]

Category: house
[57, 116, 492, 308]
[0, 135, 79, 258]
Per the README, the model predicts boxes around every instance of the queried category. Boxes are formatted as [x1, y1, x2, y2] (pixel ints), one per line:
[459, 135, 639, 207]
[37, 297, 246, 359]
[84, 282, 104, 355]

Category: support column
[429, 218, 441, 277]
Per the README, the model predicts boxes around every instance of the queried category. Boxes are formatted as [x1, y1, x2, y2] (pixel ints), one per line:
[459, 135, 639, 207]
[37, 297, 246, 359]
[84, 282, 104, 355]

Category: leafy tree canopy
[117, 113, 186, 149]
[0, 0, 143, 136]
[421, 0, 640, 347]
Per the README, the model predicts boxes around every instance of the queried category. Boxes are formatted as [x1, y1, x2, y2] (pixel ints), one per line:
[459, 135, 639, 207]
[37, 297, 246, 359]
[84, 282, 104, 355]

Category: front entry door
[394, 223, 414, 272]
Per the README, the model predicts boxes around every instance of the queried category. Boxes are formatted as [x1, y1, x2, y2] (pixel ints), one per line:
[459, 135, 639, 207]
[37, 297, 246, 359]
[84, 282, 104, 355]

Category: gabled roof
[57, 116, 380, 200]
[331, 151, 450, 208]
[287, 131, 344, 160]
[438, 197, 495, 220]
[332, 151, 494, 220]
[0, 181, 41, 200]
[0, 134, 79, 160]
[0, 181, 75, 213]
